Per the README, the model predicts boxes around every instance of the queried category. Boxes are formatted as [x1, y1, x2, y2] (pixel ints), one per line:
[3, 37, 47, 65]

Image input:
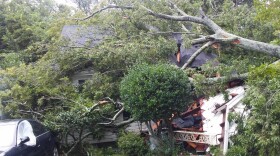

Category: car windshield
[0, 124, 16, 147]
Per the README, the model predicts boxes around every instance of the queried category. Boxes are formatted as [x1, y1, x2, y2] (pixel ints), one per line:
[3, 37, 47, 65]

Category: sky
[54, 0, 77, 7]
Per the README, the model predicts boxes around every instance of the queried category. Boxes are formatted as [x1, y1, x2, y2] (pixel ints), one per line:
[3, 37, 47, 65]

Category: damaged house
[150, 34, 247, 155]
[61, 26, 247, 154]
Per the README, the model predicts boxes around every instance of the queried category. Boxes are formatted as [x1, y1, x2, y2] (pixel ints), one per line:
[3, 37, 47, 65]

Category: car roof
[0, 119, 26, 125]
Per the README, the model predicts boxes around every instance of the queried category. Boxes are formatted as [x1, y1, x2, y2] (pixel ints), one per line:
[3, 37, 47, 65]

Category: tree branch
[114, 118, 134, 127]
[181, 41, 215, 69]
[203, 73, 249, 84]
[141, 5, 221, 33]
[81, 97, 128, 126]
[148, 31, 202, 36]
[73, 4, 134, 21]
[191, 59, 280, 84]
[143, 5, 280, 57]
[19, 110, 44, 117]
[206, 36, 238, 43]
[98, 101, 124, 125]
[66, 132, 93, 155]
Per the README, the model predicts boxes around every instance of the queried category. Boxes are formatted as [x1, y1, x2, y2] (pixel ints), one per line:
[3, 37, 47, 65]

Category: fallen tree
[75, 1, 280, 60]
[72, 1, 279, 85]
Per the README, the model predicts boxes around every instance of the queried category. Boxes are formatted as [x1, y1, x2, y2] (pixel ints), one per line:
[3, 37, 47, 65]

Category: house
[60, 25, 238, 152]
[60, 25, 112, 87]
[60, 25, 127, 144]
[60, 25, 148, 144]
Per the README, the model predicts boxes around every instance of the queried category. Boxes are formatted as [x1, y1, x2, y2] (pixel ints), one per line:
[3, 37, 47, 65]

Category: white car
[0, 119, 58, 156]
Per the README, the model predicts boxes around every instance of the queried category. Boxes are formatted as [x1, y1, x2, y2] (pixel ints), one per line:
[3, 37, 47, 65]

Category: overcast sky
[55, 0, 77, 7]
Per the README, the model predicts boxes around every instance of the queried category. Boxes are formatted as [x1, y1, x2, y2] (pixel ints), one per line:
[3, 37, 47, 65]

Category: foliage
[118, 132, 148, 156]
[71, 0, 97, 14]
[254, 0, 280, 44]
[149, 134, 184, 156]
[188, 0, 277, 96]
[227, 62, 280, 156]
[85, 146, 123, 156]
[119, 63, 192, 153]
[0, 0, 71, 67]
[44, 105, 106, 155]
[209, 145, 223, 156]
[120, 63, 193, 121]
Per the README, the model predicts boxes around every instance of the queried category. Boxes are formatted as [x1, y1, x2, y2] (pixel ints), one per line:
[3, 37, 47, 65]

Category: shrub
[118, 132, 148, 156]
[120, 63, 193, 121]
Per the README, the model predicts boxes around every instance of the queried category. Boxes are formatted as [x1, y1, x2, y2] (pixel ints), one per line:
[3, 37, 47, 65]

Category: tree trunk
[164, 118, 175, 150]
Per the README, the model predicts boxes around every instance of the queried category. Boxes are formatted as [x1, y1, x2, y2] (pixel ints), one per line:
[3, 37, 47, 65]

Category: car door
[4, 145, 37, 156]
[9, 120, 40, 156]
[28, 121, 53, 156]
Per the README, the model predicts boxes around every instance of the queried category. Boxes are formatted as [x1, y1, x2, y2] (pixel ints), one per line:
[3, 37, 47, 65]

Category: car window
[29, 121, 48, 136]
[17, 120, 36, 146]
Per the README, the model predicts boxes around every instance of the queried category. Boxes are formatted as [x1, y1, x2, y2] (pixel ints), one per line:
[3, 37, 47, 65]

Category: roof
[170, 33, 218, 68]
[0, 119, 38, 124]
[61, 25, 111, 48]
[170, 45, 218, 68]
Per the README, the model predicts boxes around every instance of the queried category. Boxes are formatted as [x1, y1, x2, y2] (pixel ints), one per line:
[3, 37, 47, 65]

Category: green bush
[149, 135, 183, 156]
[120, 63, 193, 122]
[118, 132, 148, 156]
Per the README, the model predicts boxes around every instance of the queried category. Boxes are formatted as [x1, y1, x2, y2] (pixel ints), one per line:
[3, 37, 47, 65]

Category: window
[78, 79, 86, 92]
[29, 121, 48, 136]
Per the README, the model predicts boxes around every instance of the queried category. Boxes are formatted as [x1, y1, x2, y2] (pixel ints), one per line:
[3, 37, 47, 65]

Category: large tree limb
[141, 5, 221, 33]
[19, 110, 44, 117]
[143, 5, 280, 58]
[74, 2, 280, 58]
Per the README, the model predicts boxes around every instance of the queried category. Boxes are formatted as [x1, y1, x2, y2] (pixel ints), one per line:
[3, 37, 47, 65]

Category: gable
[61, 25, 111, 48]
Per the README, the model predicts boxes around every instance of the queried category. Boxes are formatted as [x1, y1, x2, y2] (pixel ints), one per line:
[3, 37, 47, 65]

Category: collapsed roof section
[172, 84, 247, 154]
[170, 33, 218, 68]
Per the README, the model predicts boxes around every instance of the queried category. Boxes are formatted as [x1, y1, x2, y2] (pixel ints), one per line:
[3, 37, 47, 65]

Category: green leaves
[118, 132, 148, 156]
[254, 0, 280, 44]
[120, 63, 192, 121]
[228, 62, 280, 156]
